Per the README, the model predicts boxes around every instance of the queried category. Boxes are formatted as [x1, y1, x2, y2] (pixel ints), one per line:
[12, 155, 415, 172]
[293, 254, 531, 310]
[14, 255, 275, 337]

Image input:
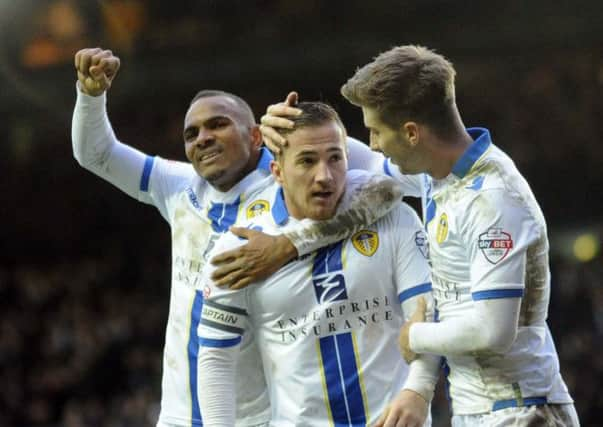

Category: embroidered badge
[351, 230, 379, 257]
[478, 227, 514, 264]
[203, 285, 211, 299]
[436, 213, 449, 244]
[246, 200, 269, 219]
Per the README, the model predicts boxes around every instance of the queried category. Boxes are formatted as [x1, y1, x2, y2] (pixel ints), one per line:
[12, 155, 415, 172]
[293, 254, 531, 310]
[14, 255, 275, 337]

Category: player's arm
[403, 190, 531, 358]
[376, 205, 439, 427]
[210, 170, 403, 289]
[283, 170, 404, 255]
[72, 47, 144, 198]
[197, 296, 247, 426]
[196, 233, 252, 425]
[72, 48, 190, 211]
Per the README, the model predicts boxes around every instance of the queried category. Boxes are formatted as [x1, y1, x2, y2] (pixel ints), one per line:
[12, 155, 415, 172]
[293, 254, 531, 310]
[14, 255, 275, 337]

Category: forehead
[286, 122, 346, 153]
[185, 96, 244, 124]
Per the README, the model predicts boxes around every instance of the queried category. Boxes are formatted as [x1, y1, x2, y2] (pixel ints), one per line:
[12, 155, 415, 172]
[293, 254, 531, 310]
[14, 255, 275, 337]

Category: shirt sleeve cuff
[75, 81, 107, 109]
[402, 355, 440, 403]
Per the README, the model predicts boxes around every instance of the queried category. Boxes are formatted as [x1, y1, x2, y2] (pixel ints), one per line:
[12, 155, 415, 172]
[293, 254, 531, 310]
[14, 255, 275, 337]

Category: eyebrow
[294, 147, 344, 157]
[184, 115, 231, 131]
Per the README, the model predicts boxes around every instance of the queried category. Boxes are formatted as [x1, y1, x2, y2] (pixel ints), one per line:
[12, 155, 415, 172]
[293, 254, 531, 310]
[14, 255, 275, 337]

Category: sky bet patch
[478, 227, 514, 264]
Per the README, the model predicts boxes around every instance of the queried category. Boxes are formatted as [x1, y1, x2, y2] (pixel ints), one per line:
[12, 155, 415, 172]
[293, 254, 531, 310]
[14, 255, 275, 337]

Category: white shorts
[451, 403, 579, 427]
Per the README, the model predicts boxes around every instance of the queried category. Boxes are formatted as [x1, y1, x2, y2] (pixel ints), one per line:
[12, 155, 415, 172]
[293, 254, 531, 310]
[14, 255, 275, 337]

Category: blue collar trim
[451, 127, 491, 178]
[271, 187, 289, 225]
[256, 147, 273, 172]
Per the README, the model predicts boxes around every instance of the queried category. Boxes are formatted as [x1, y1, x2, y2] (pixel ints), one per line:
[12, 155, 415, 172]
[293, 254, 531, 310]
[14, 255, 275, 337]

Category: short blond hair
[341, 45, 457, 135]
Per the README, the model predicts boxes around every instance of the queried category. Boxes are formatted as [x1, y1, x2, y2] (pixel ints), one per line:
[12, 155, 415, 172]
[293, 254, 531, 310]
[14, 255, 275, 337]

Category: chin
[203, 169, 229, 187]
[308, 208, 336, 221]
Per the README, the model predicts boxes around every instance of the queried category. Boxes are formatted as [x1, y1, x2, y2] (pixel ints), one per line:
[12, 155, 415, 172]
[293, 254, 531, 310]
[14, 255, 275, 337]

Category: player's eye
[183, 128, 198, 142]
[207, 118, 230, 130]
[297, 157, 315, 166]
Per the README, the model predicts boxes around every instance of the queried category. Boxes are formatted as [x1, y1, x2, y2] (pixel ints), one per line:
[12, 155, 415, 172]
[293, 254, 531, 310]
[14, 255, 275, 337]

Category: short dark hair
[190, 89, 255, 125]
[341, 45, 457, 136]
[274, 101, 347, 160]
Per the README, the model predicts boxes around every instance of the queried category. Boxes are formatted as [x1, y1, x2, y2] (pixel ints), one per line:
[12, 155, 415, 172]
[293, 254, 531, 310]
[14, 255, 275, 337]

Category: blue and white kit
[369, 128, 576, 421]
[71, 85, 399, 426]
[197, 183, 439, 426]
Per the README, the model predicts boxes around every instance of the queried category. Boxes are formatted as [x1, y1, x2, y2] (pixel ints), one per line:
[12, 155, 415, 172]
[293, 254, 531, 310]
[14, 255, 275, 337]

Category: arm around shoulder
[285, 171, 403, 256]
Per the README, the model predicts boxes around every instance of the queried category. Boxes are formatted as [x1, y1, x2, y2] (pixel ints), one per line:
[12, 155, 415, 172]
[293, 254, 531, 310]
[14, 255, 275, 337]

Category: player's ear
[270, 160, 284, 184]
[250, 125, 263, 149]
[402, 121, 419, 147]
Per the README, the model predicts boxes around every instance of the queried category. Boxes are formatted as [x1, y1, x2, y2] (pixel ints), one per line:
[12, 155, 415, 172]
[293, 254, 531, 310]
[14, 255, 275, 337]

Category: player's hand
[259, 91, 302, 154]
[373, 389, 429, 427]
[210, 227, 298, 290]
[399, 297, 427, 363]
[74, 47, 120, 97]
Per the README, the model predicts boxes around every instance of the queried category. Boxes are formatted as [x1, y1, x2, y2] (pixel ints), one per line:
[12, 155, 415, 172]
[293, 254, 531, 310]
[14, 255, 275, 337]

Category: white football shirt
[198, 185, 434, 426]
[378, 128, 574, 415]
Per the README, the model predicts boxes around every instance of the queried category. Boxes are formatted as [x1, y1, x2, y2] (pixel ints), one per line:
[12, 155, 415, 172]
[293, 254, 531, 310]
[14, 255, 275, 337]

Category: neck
[213, 149, 263, 192]
[425, 106, 474, 179]
[427, 128, 473, 179]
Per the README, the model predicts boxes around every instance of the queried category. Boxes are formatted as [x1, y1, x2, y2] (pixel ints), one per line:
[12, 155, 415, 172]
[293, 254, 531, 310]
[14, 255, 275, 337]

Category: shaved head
[190, 89, 256, 127]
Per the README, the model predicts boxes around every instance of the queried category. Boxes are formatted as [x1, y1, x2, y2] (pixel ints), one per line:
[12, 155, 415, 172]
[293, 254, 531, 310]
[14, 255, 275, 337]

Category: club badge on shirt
[351, 230, 379, 257]
[246, 200, 270, 219]
[478, 227, 514, 264]
[436, 213, 449, 244]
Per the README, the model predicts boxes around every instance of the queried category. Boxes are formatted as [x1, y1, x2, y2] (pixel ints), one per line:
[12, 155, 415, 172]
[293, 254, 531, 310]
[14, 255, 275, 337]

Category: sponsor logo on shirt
[312, 242, 348, 305]
[351, 230, 379, 257]
[174, 255, 206, 288]
[478, 227, 514, 264]
[275, 295, 394, 342]
[246, 200, 270, 219]
[436, 213, 449, 244]
[313, 273, 348, 305]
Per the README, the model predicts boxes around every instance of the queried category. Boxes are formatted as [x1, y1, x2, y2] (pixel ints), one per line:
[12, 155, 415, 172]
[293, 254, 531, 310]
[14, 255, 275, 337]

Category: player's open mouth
[199, 151, 221, 163]
[311, 191, 333, 201]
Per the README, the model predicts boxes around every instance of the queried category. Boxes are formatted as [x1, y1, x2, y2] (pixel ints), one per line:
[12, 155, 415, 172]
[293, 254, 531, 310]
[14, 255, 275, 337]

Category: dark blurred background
[1, 1, 601, 426]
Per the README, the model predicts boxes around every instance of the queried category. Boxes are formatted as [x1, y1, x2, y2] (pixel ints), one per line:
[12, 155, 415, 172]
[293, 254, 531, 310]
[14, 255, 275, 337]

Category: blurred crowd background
[1, 1, 601, 426]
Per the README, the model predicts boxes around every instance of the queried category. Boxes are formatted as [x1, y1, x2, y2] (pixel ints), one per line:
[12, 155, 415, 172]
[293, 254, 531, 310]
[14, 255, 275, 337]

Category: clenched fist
[74, 48, 120, 96]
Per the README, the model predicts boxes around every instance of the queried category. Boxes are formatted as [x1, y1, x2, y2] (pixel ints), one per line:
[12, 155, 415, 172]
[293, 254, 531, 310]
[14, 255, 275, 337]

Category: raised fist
[74, 48, 120, 96]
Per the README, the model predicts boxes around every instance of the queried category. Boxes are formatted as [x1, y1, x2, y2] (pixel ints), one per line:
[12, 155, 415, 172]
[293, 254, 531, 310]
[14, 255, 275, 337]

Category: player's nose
[314, 161, 334, 184]
[195, 129, 215, 148]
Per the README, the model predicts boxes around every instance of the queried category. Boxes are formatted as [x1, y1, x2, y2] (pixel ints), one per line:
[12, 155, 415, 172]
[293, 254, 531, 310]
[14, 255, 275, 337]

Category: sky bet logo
[478, 227, 514, 264]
